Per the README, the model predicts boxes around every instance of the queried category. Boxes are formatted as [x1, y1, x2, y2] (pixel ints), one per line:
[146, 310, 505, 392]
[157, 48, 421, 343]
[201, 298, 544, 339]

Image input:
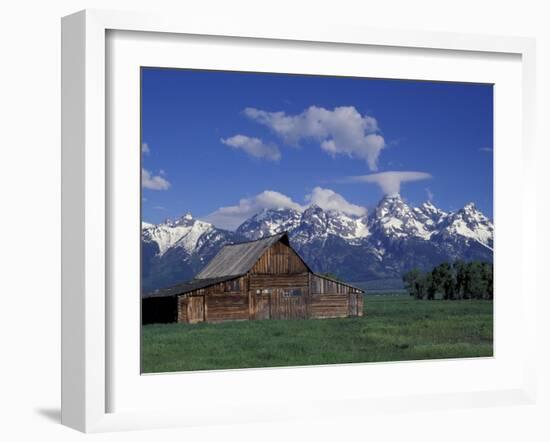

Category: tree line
[403, 261, 493, 300]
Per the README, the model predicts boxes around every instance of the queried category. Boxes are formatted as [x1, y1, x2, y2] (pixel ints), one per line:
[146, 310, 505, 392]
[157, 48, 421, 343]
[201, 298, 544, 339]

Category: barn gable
[195, 232, 310, 279]
[249, 239, 310, 275]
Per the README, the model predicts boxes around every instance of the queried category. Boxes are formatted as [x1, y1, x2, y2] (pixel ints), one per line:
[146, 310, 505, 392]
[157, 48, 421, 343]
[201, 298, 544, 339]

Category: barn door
[255, 290, 271, 320]
[271, 288, 306, 320]
[348, 293, 357, 316]
[188, 296, 205, 324]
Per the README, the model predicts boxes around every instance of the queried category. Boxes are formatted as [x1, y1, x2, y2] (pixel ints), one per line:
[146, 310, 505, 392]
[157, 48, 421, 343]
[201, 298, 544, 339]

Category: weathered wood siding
[249, 273, 309, 290]
[357, 293, 364, 317]
[310, 274, 358, 294]
[349, 291, 359, 316]
[176, 275, 248, 323]
[255, 292, 270, 320]
[177, 296, 188, 323]
[249, 271, 309, 320]
[206, 293, 249, 322]
[270, 288, 307, 319]
[309, 294, 349, 318]
[187, 296, 205, 324]
[309, 274, 363, 319]
[250, 241, 308, 275]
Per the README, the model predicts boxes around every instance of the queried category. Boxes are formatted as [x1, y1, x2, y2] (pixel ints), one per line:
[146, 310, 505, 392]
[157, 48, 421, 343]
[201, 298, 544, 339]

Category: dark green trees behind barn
[403, 261, 493, 300]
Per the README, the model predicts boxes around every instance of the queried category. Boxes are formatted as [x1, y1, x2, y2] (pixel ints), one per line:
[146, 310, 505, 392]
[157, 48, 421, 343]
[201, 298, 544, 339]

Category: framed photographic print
[140, 67, 494, 374]
[61, 9, 537, 432]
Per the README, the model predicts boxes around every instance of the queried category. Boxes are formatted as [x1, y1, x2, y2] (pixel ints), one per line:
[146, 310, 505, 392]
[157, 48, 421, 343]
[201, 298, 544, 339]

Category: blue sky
[141, 68, 493, 229]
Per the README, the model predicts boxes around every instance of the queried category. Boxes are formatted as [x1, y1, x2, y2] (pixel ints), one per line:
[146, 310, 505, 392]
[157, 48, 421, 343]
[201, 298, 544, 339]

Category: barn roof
[312, 273, 365, 293]
[195, 232, 309, 279]
[143, 275, 239, 299]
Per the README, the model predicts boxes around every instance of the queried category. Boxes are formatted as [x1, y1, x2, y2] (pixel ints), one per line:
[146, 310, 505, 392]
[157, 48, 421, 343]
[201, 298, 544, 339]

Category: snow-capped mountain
[141, 196, 493, 292]
[369, 195, 432, 240]
[238, 205, 370, 245]
[413, 201, 448, 228]
[293, 205, 370, 245]
[142, 213, 212, 256]
[434, 202, 493, 252]
[236, 208, 302, 240]
[366, 196, 492, 248]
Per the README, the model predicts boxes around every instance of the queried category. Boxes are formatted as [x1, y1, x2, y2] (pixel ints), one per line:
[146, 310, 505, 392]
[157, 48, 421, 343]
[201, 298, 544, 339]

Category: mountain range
[141, 195, 493, 292]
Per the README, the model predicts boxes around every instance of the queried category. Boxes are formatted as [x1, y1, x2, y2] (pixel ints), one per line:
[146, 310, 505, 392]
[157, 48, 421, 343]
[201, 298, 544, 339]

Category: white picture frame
[61, 9, 537, 433]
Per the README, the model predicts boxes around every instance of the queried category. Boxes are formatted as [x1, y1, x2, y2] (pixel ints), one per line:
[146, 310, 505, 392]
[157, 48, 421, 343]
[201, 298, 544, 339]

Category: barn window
[282, 288, 302, 298]
[225, 280, 239, 292]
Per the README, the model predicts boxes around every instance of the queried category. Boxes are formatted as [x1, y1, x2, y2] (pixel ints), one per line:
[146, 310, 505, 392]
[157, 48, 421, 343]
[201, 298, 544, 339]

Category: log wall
[177, 296, 188, 323]
[187, 296, 205, 324]
[357, 293, 364, 317]
[174, 274, 364, 323]
[205, 293, 249, 322]
[309, 294, 349, 319]
[249, 273, 308, 290]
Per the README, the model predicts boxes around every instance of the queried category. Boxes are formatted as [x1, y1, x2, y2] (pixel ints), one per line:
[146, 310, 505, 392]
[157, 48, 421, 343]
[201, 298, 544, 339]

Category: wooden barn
[142, 232, 364, 324]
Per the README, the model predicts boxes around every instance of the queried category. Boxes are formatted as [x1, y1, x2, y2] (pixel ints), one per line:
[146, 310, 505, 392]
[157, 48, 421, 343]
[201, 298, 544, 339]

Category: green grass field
[141, 294, 493, 373]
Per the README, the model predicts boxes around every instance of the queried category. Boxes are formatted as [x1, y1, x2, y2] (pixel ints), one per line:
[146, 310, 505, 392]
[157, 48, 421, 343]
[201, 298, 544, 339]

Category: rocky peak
[459, 202, 488, 221]
[414, 201, 448, 227]
[437, 202, 493, 248]
[236, 207, 302, 240]
[371, 194, 431, 239]
[171, 212, 195, 227]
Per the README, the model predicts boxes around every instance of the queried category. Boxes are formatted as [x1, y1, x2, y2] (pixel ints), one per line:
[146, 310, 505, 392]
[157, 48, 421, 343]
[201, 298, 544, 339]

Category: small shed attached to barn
[142, 232, 364, 324]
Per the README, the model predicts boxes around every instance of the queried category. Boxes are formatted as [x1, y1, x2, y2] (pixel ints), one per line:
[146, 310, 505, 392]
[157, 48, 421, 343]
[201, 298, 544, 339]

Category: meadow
[141, 294, 493, 373]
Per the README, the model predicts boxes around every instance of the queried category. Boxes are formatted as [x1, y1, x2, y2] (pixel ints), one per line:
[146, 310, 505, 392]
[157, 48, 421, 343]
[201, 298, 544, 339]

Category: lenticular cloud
[345, 171, 432, 196]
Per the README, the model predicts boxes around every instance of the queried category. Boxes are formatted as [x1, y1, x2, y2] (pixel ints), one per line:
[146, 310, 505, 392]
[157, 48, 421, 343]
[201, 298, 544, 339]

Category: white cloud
[306, 187, 367, 216]
[204, 190, 302, 230]
[345, 171, 432, 196]
[221, 134, 281, 161]
[142, 168, 171, 190]
[142, 142, 150, 154]
[244, 106, 385, 170]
